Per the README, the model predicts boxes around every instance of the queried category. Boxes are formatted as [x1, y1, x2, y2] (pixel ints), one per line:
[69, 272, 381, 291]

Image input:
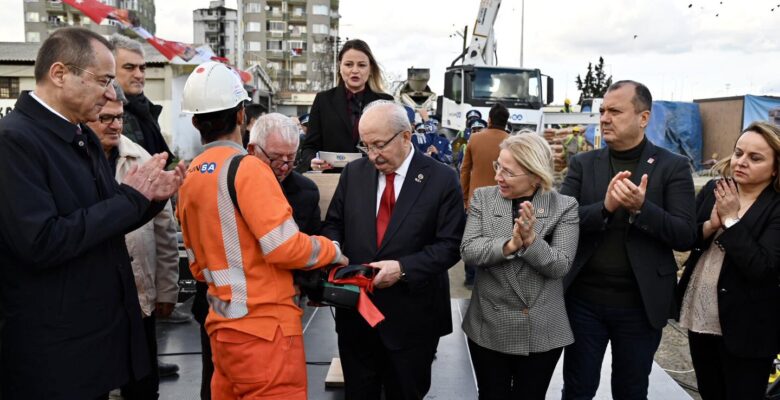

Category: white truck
[436, 0, 599, 135]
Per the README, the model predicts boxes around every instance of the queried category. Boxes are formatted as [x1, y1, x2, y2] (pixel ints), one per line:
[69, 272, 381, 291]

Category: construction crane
[436, 0, 600, 135]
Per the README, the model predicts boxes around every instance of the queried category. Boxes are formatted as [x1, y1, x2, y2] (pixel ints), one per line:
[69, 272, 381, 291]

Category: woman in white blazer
[461, 132, 580, 400]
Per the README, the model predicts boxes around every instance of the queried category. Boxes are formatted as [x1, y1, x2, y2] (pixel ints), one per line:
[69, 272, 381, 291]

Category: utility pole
[461, 24, 467, 53]
[519, 0, 524, 67]
[237, 0, 244, 70]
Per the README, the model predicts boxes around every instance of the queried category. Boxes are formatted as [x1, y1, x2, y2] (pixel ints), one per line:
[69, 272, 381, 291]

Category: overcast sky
[3, 0, 779, 103]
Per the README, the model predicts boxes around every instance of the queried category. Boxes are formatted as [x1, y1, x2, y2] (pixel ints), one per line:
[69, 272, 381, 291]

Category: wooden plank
[304, 172, 341, 220]
[324, 357, 344, 388]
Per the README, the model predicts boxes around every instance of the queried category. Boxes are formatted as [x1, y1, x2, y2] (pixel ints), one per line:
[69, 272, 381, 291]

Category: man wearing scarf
[110, 34, 173, 163]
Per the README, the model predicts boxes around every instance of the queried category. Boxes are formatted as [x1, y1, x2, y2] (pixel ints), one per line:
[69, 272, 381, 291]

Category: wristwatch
[723, 217, 740, 229]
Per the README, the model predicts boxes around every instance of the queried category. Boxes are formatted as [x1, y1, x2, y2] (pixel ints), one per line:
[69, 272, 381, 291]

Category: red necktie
[376, 173, 396, 247]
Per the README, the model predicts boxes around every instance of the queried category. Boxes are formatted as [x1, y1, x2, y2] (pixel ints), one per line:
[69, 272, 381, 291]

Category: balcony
[288, 12, 307, 22]
[265, 51, 285, 61]
[47, 1, 65, 12]
[289, 52, 307, 61]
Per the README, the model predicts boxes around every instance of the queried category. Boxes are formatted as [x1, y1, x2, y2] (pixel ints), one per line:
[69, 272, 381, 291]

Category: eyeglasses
[493, 161, 528, 179]
[256, 145, 296, 168]
[98, 113, 124, 125]
[356, 129, 405, 154]
[67, 65, 115, 88]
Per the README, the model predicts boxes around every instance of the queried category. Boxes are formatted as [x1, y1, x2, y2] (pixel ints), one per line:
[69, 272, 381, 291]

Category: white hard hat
[181, 61, 250, 114]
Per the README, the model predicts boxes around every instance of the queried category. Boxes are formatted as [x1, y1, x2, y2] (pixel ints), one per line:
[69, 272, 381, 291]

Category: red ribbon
[327, 266, 385, 327]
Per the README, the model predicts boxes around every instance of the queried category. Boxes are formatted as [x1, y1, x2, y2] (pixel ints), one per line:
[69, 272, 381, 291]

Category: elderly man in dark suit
[322, 100, 466, 400]
[559, 80, 697, 399]
[0, 27, 185, 399]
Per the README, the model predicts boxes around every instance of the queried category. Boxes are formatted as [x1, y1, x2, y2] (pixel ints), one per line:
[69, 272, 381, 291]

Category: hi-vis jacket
[177, 141, 342, 340]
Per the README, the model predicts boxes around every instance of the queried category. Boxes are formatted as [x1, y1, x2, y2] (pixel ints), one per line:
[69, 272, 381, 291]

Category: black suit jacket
[676, 180, 780, 358]
[560, 140, 697, 329]
[296, 84, 393, 172]
[322, 150, 466, 350]
[281, 171, 322, 234]
[0, 92, 159, 399]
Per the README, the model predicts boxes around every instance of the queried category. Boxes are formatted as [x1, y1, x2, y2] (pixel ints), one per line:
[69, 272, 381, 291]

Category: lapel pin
[647, 157, 655, 164]
[415, 173, 424, 183]
[537, 208, 545, 214]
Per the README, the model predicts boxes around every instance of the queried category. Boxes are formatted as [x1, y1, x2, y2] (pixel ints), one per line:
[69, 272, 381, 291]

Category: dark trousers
[688, 331, 773, 400]
[464, 263, 475, 284]
[562, 296, 662, 400]
[121, 315, 159, 399]
[468, 339, 562, 400]
[193, 282, 213, 400]
[199, 321, 214, 400]
[338, 330, 438, 400]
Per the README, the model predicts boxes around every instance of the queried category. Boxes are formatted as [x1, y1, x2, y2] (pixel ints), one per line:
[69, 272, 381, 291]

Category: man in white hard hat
[176, 61, 348, 399]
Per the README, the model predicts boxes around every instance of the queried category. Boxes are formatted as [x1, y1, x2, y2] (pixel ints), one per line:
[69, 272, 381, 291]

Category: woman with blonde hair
[677, 121, 780, 399]
[461, 132, 580, 399]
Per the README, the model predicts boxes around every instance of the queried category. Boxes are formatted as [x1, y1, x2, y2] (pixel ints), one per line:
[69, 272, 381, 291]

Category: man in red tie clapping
[322, 100, 466, 400]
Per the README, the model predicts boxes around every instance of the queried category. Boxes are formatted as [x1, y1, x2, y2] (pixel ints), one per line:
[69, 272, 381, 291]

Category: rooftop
[0, 41, 175, 64]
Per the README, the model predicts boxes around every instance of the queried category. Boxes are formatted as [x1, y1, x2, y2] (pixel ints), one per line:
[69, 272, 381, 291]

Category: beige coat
[460, 128, 509, 208]
[114, 135, 179, 316]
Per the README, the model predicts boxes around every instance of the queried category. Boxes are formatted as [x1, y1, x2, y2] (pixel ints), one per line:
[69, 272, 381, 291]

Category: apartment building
[242, 0, 340, 114]
[23, 0, 155, 43]
[193, 1, 239, 65]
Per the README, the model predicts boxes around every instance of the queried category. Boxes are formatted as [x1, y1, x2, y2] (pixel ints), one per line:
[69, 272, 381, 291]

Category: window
[293, 62, 307, 75]
[288, 40, 306, 51]
[25, 12, 39, 22]
[247, 41, 261, 51]
[444, 70, 462, 102]
[266, 40, 283, 51]
[312, 43, 327, 53]
[292, 7, 304, 16]
[312, 24, 328, 34]
[0, 78, 20, 99]
[26, 32, 40, 43]
[245, 2, 261, 13]
[267, 21, 285, 32]
[290, 25, 306, 36]
[266, 62, 281, 70]
[269, 6, 281, 16]
[312, 5, 328, 15]
[246, 22, 261, 32]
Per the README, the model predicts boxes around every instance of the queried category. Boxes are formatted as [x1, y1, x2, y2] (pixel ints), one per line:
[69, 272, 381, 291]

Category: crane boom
[464, 0, 501, 66]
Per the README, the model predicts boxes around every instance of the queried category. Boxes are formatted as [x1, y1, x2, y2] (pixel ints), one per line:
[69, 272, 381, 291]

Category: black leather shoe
[158, 361, 180, 378]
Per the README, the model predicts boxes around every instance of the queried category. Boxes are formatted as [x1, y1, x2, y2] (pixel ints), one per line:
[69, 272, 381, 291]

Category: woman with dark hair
[676, 121, 780, 399]
[296, 39, 393, 173]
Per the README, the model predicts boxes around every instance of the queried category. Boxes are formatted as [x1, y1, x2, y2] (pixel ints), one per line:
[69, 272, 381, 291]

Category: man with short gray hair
[322, 100, 466, 399]
[86, 81, 180, 399]
[110, 34, 172, 161]
[250, 113, 321, 233]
